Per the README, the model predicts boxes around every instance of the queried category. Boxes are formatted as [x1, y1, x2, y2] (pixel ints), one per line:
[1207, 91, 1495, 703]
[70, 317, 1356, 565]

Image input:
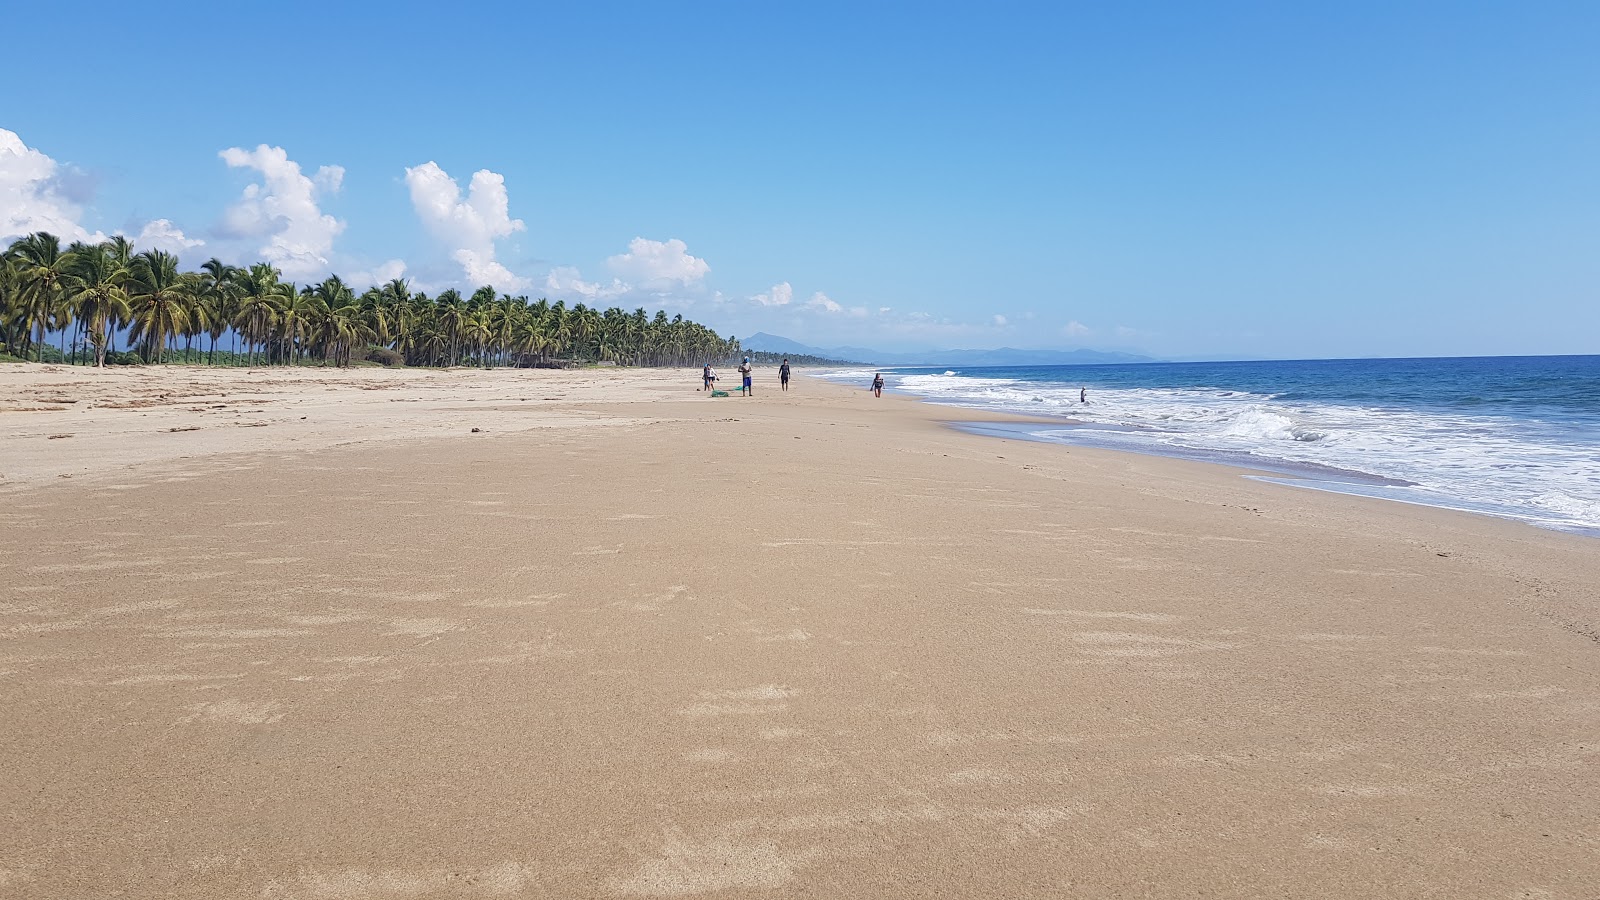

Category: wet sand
[1, 362, 1596, 898]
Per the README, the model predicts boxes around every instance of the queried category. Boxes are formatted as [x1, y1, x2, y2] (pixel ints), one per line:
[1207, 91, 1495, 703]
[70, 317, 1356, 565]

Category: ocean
[823, 356, 1600, 536]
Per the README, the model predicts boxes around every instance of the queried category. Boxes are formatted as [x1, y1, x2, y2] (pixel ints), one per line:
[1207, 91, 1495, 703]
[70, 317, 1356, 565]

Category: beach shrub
[365, 347, 405, 367]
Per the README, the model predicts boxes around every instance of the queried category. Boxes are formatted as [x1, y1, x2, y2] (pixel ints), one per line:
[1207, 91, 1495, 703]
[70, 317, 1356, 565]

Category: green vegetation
[741, 350, 861, 366]
[1, 232, 740, 369]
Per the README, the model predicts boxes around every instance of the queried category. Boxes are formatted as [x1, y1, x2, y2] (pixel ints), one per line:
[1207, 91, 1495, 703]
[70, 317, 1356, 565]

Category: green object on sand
[710, 390, 730, 397]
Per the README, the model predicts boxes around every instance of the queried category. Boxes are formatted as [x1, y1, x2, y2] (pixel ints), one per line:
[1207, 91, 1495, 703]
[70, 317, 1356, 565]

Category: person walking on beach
[738, 357, 753, 396]
[706, 364, 718, 393]
[779, 359, 791, 391]
[702, 364, 713, 391]
[871, 372, 884, 398]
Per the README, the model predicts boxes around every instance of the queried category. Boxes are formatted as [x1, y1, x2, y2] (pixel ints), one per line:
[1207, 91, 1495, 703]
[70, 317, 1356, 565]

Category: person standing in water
[738, 357, 753, 396]
[779, 359, 791, 391]
[1080, 387, 1086, 403]
[871, 373, 884, 398]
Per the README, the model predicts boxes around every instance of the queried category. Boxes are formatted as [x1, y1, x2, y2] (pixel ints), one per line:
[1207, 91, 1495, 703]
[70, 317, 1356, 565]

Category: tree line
[0, 232, 741, 369]
[742, 349, 862, 366]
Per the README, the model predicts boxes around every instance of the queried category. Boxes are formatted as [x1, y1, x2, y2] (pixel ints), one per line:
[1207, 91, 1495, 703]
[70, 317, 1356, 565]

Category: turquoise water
[825, 356, 1600, 535]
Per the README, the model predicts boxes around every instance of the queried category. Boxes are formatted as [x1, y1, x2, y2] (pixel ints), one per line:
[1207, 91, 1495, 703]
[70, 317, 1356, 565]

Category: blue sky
[3, 1, 1596, 358]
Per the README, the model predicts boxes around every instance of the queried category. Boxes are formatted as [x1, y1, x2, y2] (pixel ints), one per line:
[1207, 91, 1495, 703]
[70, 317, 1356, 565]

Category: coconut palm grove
[0, 232, 742, 369]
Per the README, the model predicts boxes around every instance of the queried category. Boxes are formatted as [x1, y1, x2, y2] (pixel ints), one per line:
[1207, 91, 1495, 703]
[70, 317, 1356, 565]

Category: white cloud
[802, 291, 868, 317]
[804, 290, 839, 313]
[404, 161, 527, 290]
[1063, 320, 1091, 337]
[346, 259, 408, 290]
[606, 237, 709, 289]
[992, 314, 1008, 326]
[544, 266, 628, 303]
[0, 128, 105, 245]
[219, 144, 345, 280]
[131, 219, 204, 254]
[750, 282, 794, 307]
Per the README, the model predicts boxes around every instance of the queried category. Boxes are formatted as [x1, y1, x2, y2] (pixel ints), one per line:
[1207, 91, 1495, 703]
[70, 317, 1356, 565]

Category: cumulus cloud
[804, 291, 868, 317]
[1063, 320, 1091, 337]
[992, 314, 1008, 326]
[750, 282, 794, 307]
[130, 219, 204, 254]
[544, 266, 628, 303]
[606, 237, 709, 289]
[345, 259, 409, 290]
[219, 144, 346, 280]
[0, 128, 106, 244]
[805, 291, 841, 313]
[404, 161, 527, 290]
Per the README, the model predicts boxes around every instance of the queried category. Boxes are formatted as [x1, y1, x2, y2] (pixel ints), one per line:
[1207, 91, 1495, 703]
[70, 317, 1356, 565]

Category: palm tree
[8, 232, 73, 361]
[126, 250, 193, 364]
[379, 278, 411, 351]
[233, 263, 285, 366]
[61, 242, 131, 367]
[5, 233, 739, 370]
[0, 262, 20, 356]
[197, 258, 240, 365]
[434, 289, 467, 367]
[311, 276, 355, 365]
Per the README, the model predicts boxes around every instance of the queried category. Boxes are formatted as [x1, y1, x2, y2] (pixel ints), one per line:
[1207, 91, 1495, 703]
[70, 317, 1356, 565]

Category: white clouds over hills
[749, 282, 793, 307]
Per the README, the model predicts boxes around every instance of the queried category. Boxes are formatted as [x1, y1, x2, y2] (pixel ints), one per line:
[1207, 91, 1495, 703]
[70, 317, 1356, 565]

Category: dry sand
[1, 362, 1596, 898]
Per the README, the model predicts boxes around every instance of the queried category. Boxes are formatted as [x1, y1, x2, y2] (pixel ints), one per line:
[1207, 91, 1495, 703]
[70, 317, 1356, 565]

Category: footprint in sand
[677, 685, 796, 717]
[608, 828, 794, 896]
[1071, 631, 1234, 658]
[185, 699, 283, 725]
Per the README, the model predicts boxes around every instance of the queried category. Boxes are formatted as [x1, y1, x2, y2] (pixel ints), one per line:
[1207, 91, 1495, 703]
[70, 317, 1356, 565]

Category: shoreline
[816, 366, 1600, 539]
[943, 418, 1600, 539]
[2, 363, 1597, 898]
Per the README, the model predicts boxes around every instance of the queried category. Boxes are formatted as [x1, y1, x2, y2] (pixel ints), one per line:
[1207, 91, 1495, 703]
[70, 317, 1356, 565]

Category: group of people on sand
[699, 358, 886, 398]
[701, 357, 786, 396]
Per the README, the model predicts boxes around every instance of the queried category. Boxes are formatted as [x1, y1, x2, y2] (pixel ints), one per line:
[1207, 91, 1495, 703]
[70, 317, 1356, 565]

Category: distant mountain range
[740, 332, 1155, 367]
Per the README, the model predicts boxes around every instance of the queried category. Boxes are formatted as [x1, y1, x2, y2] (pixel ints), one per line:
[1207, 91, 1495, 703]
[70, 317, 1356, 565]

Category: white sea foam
[848, 370, 1600, 534]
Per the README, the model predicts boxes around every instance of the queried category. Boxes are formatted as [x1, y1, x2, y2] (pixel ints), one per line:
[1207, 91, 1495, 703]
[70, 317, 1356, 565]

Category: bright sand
[1, 363, 1596, 898]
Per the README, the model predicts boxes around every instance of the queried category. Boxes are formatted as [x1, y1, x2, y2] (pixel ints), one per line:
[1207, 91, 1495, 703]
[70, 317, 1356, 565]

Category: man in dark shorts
[738, 357, 753, 396]
[779, 359, 791, 391]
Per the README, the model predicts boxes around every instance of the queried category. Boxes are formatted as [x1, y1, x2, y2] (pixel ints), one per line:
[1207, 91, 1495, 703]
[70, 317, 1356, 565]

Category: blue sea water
[824, 356, 1600, 536]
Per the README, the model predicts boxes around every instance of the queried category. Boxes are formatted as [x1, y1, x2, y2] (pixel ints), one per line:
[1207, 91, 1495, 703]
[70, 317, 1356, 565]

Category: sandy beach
[1, 362, 1596, 899]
